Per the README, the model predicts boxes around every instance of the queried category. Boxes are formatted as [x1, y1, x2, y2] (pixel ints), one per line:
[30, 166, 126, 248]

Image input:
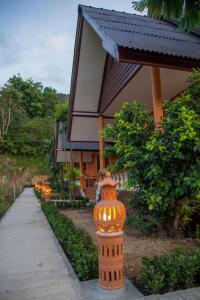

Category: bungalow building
[68, 5, 200, 172]
[54, 121, 111, 198]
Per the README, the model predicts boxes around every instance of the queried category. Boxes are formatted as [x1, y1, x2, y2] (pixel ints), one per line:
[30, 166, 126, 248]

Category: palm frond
[132, 0, 200, 31]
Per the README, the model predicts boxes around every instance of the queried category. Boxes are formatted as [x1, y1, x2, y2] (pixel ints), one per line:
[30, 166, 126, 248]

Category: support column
[79, 151, 84, 189]
[151, 67, 163, 124]
[69, 148, 73, 168]
[99, 116, 105, 170]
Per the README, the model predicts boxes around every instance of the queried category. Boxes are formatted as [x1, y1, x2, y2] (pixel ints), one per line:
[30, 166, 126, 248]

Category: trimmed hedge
[34, 189, 42, 200]
[138, 247, 200, 295]
[54, 199, 89, 209]
[41, 201, 98, 280]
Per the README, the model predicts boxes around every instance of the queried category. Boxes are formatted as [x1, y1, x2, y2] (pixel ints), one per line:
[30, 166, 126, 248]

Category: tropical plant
[63, 166, 81, 204]
[132, 0, 200, 31]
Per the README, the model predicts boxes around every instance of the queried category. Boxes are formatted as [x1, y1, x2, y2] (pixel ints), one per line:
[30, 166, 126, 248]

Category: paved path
[0, 188, 84, 300]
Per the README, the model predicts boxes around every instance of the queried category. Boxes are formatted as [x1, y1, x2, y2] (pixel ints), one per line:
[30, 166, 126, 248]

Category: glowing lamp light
[37, 182, 42, 192]
[93, 171, 126, 291]
[93, 172, 126, 233]
[43, 182, 52, 201]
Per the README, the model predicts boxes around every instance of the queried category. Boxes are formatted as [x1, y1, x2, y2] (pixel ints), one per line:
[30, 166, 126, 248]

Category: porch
[68, 5, 200, 177]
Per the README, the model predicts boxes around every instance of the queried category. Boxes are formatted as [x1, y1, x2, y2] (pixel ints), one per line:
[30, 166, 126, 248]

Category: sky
[0, 0, 141, 94]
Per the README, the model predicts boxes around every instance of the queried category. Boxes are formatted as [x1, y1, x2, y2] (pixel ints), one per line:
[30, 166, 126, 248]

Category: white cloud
[0, 26, 74, 93]
[48, 33, 74, 53]
[0, 0, 146, 93]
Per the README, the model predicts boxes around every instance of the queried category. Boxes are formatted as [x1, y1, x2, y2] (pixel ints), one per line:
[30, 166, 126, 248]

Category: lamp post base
[82, 278, 143, 300]
[97, 231, 124, 291]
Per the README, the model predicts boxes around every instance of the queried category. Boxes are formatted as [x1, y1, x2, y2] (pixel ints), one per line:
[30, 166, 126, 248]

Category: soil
[60, 207, 197, 278]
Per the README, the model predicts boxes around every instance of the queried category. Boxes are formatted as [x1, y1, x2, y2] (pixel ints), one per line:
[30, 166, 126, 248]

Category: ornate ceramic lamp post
[37, 182, 42, 193]
[41, 182, 47, 199]
[43, 182, 52, 201]
[93, 172, 126, 291]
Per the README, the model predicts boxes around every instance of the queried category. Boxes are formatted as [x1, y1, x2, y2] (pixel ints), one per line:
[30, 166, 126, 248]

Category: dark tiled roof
[79, 5, 200, 60]
[57, 122, 108, 151]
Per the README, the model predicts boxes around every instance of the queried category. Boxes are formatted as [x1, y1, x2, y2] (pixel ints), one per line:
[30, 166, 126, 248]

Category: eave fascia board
[68, 11, 84, 141]
[118, 46, 200, 71]
[79, 8, 119, 61]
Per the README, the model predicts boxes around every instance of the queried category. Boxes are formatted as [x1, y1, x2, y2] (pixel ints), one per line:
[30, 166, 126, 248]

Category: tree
[0, 86, 22, 139]
[4, 117, 55, 156]
[42, 87, 59, 117]
[103, 69, 200, 236]
[7, 74, 61, 118]
[132, 0, 200, 31]
[54, 102, 69, 122]
[8, 74, 43, 118]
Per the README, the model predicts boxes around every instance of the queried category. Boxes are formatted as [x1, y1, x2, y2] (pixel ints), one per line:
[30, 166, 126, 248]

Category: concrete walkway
[0, 188, 84, 300]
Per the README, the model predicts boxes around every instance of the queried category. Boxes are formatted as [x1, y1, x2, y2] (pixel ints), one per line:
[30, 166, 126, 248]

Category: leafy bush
[41, 202, 98, 280]
[75, 195, 89, 206]
[60, 191, 69, 199]
[138, 248, 200, 295]
[34, 189, 42, 200]
[126, 214, 157, 234]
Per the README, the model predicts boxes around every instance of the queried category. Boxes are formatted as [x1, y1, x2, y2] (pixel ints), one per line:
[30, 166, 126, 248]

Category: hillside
[0, 74, 68, 217]
[0, 154, 50, 217]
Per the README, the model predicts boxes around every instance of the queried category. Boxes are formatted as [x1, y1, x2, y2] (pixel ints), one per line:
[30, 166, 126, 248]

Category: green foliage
[104, 101, 154, 173]
[0, 186, 16, 219]
[0, 154, 47, 218]
[7, 74, 60, 118]
[63, 166, 81, 202]
[74, 196, 89, 208]
[0, 74, 68, 161]
[138, 248, 200, 295]
[132, 0, 200, 32]
[41, 202, 98, 280]
[53, 199, 89, 209]
[0, 117, 54, 157]
[34, 189, 42, 200]
[55, 102, 69, 122]
[0, 86, 23, 138]
[126, 213, 157, 234]
[103, 69, 200, 234]
[0, 74, 68, 214]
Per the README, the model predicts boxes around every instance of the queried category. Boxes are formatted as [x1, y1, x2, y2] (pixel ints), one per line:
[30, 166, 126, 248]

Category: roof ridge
[90, 12, 173, 25]
[79, 4, 150, 19]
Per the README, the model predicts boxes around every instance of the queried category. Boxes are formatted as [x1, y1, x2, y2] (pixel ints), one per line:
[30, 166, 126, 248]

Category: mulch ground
[60, 207, 197, 278]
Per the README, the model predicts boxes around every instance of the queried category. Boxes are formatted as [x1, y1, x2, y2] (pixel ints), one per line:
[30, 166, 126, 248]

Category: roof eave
[118, 46, 200, 70]
[68, 10, 84, 141]
[79, 6, 119, 61]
